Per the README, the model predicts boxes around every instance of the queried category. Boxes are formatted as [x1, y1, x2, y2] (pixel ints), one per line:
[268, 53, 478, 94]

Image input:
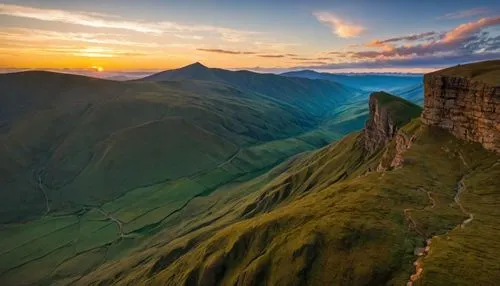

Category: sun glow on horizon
[92, 65, 104, 72]
[0, 2, 498, 73]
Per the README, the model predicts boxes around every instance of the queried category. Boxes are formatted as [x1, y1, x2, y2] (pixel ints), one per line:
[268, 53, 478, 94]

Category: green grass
[2, 62, 497, 285]
[372, 91, 423, 126]
[428, 59, 500, 86]
[67, 118, 499, 286]
[0, 70, 360, 223]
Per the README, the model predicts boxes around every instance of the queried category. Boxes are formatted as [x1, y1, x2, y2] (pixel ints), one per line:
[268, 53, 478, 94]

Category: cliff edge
[421, 60, 500, 153]
[364, 91, 422, 153]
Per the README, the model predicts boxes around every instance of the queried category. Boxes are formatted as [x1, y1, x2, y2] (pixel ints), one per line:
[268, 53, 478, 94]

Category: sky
[0, 0, 499, 76]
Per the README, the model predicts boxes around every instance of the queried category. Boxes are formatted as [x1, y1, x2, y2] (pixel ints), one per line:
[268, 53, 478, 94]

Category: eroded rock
[421, 75, 500, 153]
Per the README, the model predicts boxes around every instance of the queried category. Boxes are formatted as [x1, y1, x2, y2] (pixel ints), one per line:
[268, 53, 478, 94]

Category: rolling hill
[0, 65, 363, 224]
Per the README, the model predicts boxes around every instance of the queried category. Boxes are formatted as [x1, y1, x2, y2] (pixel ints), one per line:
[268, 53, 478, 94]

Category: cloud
[442, 16, 500, 43]
[291, 56, 332, 61]
[174, 34, 203, 40]
[196, 49, 299, 58]
[350, 16, 500, 59]
[438, 7, 487, 20]
[295, 52, 500, 70]
[367, 31, 439, 47]
[258, 54, 286, 58]
[0, 3, 256, 42]
[0, 28, 160, 48]
[313, 12, 365, 38]
[303, 16, 500, 70]
[0, 3, 162, 33]
[197, 48, 256, 55]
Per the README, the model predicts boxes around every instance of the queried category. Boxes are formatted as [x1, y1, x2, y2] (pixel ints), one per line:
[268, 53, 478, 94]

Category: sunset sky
[0, 0, 499, 75]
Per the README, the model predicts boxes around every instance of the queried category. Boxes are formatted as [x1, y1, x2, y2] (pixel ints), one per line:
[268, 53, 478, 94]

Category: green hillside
[142, 63, 362, 115]
[1, 61, 498, 286]
[68, 94, 498, 286]
[0, 69, 361, 223]
[2, 87, 498, 285]
[428, 59, 500, 86]
[0, 90, 494, 285]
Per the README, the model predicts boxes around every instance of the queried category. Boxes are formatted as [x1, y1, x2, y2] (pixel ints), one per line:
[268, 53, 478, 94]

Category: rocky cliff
[421, 74, 500, 153]
[364, 92, 422, 154]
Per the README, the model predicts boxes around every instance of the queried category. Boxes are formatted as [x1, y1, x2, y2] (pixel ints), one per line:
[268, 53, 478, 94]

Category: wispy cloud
[441, 16, 500, 43]
[174, 34, 203, 40]
[295, 52, 500, 70]
[306, 16, 500, 70]
[197, 48, 256, 55]
[0, 43, 148, 58]
[366, 31, 439, 47]
[258, 54, 286, 58]
[196, 49, 301, 59]
[313, 12, 365, 38]
[0, 3, 256, 42]
[0, 28, 160, 48]
[438, 7, 488, 20]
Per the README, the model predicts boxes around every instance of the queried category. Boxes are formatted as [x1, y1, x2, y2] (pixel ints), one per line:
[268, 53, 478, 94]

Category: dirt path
[403, 189, 434, 237]
[96, 207, 125, 238]
[407, 177, 473, 286]
[454, 177, 474, 228]
[405, 189, 437, 286]
[37, 175, 51, 215]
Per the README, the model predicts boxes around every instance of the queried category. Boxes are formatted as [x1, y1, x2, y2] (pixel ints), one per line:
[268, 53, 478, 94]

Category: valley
[0, 60, 499, 286]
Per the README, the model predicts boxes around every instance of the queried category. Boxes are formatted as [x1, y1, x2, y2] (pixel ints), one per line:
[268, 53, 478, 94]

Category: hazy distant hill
[282, 69, 423, 92]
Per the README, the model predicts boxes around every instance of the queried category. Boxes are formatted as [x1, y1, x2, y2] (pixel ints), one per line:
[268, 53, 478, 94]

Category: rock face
[421, 75, 500, 153]
[364, 92, 421, 154]
[364, 94, 398, 153]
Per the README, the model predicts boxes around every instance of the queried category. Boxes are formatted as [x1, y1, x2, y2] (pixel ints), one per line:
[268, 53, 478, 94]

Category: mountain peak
[184, 62, 208, 69]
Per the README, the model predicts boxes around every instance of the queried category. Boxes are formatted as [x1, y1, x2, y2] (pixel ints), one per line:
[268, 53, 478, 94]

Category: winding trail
[96, 207, 125, 238]
[407, 176, 473, 286]
[454, 177, 474, 228]
[37, 174, 51, 215]
[403, 189, 435, 237]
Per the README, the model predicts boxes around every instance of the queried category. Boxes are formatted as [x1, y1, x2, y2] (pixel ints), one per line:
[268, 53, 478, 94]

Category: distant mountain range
[282, 69, 423, 91]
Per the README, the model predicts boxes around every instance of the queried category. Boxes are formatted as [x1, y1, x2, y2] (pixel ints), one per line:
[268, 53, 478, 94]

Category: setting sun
[92, 65, 104, 72]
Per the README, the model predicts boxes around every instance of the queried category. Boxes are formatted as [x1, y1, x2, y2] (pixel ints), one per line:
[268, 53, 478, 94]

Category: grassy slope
[0, 70, 367, 284]
[428, 59, 500, 86]
[46, 89, 496, 286]
[0, 70, 357, 222]
[2, 61, 496, 285]
[372, 91, 422, 126]
[69, 119, 500, 286]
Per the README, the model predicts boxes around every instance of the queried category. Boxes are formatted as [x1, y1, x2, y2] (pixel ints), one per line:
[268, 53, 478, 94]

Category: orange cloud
[442, 16, 500, 43]
[366, 32, 438, 47]
[313, 12, 365, 38]
[0, 3, 256, 42]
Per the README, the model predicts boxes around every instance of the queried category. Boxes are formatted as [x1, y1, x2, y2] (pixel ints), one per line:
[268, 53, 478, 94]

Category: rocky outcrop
[364, 94, 398, 153]
[421, 75, 500, 153]
[390, 133, 415, 168]
[376, 132, 417, 172]
[364, 92, 421, 154]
